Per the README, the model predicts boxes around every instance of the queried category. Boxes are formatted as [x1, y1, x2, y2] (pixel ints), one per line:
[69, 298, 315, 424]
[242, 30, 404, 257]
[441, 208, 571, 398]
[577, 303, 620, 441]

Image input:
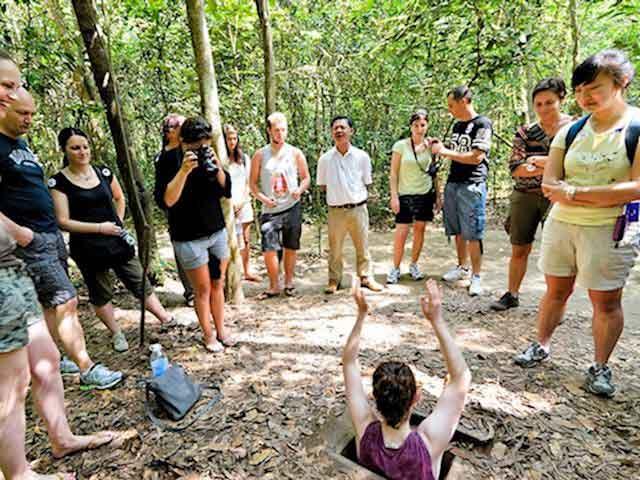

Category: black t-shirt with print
[154, 147, 232, 242]
[446, 115, 493, 184]
[0, 132, 58, 233]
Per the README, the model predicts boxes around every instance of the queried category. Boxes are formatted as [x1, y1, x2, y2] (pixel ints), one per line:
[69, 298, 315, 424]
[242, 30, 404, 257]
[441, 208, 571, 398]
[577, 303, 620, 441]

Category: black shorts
[395, 193, 435, 224]
[260, 202, 302, 252]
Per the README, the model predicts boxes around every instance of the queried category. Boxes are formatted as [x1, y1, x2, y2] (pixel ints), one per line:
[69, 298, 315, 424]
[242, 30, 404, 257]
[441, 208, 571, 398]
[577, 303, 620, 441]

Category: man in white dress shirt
[317, 116, 383, 294]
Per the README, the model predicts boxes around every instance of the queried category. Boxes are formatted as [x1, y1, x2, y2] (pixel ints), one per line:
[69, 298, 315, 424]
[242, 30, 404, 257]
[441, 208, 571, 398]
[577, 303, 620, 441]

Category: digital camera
[195, 145, 218, 175]
[119, 229, 136, 246]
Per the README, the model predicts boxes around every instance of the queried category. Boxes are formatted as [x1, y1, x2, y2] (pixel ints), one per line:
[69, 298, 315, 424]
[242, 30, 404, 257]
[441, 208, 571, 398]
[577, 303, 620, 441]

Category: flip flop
[284, 286, 297, 297]
[203, 339, 225, 353]
[256, 291, 280, 300]
[217, 335, 237, 347]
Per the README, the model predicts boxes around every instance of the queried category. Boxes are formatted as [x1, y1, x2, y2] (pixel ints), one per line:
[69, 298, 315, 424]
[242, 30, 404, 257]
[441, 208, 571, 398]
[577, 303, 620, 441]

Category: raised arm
[418, 280, 471, 460]
[342, 278, 374, 441]
[164, 150, 197, 208]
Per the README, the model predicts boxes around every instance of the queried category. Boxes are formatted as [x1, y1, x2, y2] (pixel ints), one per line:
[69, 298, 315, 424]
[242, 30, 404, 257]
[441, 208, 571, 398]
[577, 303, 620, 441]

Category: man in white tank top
[250, 112, 310, 298]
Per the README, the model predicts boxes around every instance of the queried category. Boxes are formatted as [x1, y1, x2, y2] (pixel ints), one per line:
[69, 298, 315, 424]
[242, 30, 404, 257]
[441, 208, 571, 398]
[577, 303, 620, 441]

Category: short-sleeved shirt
[0, 133, 57, 234]
[392, 139, 433, 195]
[549, 107, 639, 226]
[49, 166, 119, 261]
[509, 117, 572, 192]
[259, 143, 300, 214]
[446, 115, 492, 184]
[0, 222, 19, 268]
[154, 147, 231, 241]
[317, 145, 372, 206]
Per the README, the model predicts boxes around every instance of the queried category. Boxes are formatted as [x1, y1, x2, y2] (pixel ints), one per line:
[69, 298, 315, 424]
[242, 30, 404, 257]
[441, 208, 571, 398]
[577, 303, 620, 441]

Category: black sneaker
[514, 342, 549, 368]
[490, 292, 519, 311]
[583, 363, 616, 398]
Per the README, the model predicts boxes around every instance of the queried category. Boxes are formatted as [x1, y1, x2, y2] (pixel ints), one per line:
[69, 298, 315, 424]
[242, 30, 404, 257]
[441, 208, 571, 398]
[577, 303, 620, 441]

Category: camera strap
[93, 166, 123, 227]
[410, 138, 438, 179]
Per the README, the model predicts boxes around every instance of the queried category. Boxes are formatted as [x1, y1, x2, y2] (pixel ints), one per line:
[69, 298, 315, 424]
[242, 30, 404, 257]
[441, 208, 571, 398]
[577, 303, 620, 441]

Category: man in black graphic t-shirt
[0, 88, 122, 389]
[431, 86, 492, 296]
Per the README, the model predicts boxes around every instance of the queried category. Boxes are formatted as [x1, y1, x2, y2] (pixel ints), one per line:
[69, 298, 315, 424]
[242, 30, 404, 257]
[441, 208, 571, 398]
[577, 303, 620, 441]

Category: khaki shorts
[0, 266, 42, 353]
[538, 218, 637, 290]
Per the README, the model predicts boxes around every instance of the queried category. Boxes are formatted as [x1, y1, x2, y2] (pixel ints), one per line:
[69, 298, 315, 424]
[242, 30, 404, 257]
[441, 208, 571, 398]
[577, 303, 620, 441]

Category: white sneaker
[409, 263, 425, 281]
[469, 275, 483, 296]
[386, 267, 400, 284]
[442, 265, 470, 283]
[112, 331, 129, 352]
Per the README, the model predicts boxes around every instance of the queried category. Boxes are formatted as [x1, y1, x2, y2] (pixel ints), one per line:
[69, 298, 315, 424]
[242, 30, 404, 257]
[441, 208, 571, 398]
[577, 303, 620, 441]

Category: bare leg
[26, 321, 113, 459]
[0, 347, 31, 480]
[283, 248, 297, 288]
[185, 265, 214, 342]
[210, 258, 229, 340]
[589, 289, 624, 364]
[411, 221, 426, 264]
[263, 251, 280, 293]
[508, 244, 532, 295]
[93, 303, 121, 335]
[454, 235, 469, 268]
[468, 240, 482, 276]
[392, 224, 410, 268]
[241, 223, 259, 280]
[143, 293, 172, 323]
[43, 298, 92, 372]
[537, 274, 575, 350]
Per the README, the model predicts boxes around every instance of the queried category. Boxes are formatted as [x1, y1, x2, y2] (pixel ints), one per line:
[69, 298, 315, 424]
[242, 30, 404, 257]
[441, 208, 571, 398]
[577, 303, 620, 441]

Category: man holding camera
[0, 86, 123, 389]
[154, 116, 236, 353]
[250, 112, 310, 299]
[317, 116, 383, 294]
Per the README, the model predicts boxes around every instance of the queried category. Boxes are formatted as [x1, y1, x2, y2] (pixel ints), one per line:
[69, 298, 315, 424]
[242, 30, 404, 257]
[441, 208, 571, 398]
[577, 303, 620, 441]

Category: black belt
[329, 199, 367, 209]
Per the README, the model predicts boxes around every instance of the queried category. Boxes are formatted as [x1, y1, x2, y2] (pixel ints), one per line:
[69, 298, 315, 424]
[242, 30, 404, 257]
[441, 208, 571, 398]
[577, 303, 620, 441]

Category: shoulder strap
[145, 383, 222, 432]
[564, 115, 590, 152]
[625, 116, 640, 165]
[93, 166, 121, 225]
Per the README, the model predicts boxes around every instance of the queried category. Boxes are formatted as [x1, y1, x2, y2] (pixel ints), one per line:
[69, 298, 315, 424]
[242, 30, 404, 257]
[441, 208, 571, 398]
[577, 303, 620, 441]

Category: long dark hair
[372, 361, 417, 429]
[58, 127, 89, 167]
[223, 124, 245, 165]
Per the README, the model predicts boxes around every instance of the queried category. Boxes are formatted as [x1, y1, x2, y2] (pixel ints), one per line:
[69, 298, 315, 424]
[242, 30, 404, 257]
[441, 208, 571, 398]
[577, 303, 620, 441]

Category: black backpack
[564, 113, 640, 164]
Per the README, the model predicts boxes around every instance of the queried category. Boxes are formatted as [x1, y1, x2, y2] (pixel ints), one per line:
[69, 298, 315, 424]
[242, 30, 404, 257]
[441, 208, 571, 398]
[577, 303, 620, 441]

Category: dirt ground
[22, 224, 640, 479]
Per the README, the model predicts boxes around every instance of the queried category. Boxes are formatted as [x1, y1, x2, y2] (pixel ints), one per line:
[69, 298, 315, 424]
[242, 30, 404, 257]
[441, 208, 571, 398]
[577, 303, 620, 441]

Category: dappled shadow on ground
[22, 227, 640, 479]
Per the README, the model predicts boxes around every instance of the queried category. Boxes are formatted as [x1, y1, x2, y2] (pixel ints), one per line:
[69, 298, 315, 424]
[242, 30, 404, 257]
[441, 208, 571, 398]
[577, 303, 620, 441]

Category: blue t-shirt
[0, 132, 58, 233]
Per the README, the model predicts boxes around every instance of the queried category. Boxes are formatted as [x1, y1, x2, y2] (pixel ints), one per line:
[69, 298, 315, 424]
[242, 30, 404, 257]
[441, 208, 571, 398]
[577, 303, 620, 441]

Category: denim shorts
[443, 182, 487, 240]
[173, 228, 229, 272]
[0, 265, 42, 353]
[15, 231, 77, 309]
[260, 202, 302, 252]
[395, 193, 435, 224]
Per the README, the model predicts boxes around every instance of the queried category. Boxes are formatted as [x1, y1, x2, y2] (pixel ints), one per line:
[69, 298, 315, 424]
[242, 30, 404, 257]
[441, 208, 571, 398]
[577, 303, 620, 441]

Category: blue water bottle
[149, 344, 169, 377]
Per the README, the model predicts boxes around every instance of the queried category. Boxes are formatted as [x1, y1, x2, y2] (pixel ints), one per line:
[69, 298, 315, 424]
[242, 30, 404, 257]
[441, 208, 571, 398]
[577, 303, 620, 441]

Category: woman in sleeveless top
[342, 279, 471, 480]
[224, 124, 260, 282]
[50, 128, 172, 353]
[515, 49, 640, 397]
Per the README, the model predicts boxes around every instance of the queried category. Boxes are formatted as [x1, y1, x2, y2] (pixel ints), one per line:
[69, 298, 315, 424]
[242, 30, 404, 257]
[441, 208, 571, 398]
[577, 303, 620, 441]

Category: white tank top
[259, 143, 299, 214]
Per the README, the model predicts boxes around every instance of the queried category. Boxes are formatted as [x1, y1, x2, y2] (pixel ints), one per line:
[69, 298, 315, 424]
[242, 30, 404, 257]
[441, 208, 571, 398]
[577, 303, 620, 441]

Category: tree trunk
[569, 0, 580, 71]
[185, 0, 244, 304]
[71, 0, 156, 344]
[255, 0, 276, 125]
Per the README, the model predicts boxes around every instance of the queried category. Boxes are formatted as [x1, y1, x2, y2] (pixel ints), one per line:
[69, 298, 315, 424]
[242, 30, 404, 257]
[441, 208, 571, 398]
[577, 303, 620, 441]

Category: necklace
[68, 167, 93, 181]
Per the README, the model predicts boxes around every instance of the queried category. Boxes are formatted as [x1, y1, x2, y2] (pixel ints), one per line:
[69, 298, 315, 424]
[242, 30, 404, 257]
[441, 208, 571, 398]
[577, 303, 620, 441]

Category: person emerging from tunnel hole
[341, 278, 471, 480]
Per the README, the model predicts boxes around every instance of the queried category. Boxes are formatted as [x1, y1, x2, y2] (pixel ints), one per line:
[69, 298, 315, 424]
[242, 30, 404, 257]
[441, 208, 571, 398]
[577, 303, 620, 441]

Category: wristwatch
[564, 185, 577, 200]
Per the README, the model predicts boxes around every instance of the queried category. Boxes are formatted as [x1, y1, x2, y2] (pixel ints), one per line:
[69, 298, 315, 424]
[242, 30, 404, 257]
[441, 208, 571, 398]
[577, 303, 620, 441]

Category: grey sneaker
[409, 263, 425, 281]
[442, 265, 470, 283]
[60, 356, 80, 375]
[386, 267, 401, 284]
[490, 292, 520, 311]
[112, 331, 129, 352]
[583, 364, 616, 397]
[514, 342, 549, 368]
[80, 363, 123, 390]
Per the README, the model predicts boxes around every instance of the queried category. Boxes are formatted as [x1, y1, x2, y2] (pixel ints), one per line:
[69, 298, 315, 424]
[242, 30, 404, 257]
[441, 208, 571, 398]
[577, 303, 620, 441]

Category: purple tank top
[358, 421, 435, 480]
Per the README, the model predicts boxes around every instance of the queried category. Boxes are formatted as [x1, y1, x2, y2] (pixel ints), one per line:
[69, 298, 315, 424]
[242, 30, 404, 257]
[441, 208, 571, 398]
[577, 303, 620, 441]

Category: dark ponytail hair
[372, 361, 417, 429]
[58, 127, 89, 167]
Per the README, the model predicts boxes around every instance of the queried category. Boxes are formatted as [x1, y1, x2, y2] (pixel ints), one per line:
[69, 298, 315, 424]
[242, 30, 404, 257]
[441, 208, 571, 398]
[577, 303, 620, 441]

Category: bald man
[0, 87, 123, 390]
[0, 50, 120, 480]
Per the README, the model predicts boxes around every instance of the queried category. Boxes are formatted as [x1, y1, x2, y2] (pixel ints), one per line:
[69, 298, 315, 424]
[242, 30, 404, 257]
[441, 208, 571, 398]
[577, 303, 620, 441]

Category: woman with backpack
[514, 49, 640, 398]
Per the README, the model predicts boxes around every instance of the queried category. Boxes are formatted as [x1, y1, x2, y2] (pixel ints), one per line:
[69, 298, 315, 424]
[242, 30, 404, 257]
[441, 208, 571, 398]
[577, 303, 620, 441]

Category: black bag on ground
[145, 364, 222, 432]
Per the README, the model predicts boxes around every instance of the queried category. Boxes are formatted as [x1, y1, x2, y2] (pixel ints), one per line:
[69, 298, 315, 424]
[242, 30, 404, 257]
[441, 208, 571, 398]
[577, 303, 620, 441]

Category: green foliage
[1, 0, 638, 226]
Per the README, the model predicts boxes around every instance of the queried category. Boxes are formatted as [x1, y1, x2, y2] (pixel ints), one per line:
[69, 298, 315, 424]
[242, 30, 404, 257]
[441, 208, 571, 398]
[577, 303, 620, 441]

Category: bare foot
[51, 431, 115, 459]
[243, 273, 261, 282]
